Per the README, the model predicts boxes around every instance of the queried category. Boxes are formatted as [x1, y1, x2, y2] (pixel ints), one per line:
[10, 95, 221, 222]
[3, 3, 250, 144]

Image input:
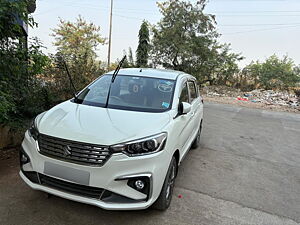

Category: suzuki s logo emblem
[63, 145, 72, 156]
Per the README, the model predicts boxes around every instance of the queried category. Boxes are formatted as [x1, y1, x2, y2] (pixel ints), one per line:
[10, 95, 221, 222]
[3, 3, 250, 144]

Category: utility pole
[107, 0, 113, 70]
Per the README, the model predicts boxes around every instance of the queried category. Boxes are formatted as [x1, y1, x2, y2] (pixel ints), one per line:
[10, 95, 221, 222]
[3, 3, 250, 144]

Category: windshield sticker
[158, 81, 173, 92]
[133, 84, 139, 93]
[162, 102, 170, 108]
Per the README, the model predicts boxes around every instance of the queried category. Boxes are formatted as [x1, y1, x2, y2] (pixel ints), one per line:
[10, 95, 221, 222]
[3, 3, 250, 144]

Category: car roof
[106, 68, 188, 80]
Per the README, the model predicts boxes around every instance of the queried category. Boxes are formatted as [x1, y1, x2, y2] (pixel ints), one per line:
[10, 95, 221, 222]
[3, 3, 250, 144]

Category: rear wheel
[191, 120, 202, 149]
[152, 156, 177, 210]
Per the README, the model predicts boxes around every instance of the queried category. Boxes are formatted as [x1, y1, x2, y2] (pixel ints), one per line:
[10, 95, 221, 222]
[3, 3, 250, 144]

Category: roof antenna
[139, 69, 142, 72]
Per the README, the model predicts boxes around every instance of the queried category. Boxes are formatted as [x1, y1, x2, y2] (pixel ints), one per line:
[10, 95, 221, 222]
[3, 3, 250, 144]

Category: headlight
[111, 133, 167, 156]
[28, 118, 39, 140]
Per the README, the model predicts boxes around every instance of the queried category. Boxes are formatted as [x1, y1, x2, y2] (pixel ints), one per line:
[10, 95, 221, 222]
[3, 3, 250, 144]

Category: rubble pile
[244, 90, 299, 107]
[202, 86, 243, 97]
[203, 86, 300, 109]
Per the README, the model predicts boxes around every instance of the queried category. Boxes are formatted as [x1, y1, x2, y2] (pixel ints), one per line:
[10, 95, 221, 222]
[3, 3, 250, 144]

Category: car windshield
[75, 75, 176, 112]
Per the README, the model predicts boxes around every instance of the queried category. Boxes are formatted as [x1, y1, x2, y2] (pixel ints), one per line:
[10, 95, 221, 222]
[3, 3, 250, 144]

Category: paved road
[0, 102, 299, 225]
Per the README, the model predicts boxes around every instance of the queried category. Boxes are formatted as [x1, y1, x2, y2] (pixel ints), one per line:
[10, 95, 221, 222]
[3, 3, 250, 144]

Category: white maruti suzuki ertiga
[20, 68, 203, 210]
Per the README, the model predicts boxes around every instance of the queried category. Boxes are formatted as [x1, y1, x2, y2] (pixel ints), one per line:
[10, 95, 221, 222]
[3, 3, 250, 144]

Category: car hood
[37, 101, 171, 145]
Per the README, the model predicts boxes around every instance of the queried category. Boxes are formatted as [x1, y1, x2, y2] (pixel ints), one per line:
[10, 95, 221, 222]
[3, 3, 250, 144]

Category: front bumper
[20, 131, 171, 210]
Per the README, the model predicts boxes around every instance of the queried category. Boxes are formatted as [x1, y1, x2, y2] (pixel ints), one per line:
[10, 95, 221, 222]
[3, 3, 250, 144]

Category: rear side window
[179, 83, 189, 103]
[188, 81, 197, 102]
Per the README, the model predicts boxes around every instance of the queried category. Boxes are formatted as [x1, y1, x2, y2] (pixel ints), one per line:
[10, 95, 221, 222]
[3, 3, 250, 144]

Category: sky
[29, 0, 300, 67]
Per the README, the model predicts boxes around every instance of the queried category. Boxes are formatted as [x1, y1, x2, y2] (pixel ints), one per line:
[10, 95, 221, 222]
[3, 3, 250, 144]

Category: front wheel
[152, 156, 177, 210]
[191, 120, 202, 149]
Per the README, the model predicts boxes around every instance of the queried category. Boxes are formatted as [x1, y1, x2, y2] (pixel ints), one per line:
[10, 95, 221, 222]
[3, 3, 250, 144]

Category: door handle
[191, 112, 195, 117]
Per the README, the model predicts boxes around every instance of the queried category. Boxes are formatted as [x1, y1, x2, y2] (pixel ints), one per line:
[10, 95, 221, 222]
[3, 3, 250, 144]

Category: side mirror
[178, 102, 191, 115]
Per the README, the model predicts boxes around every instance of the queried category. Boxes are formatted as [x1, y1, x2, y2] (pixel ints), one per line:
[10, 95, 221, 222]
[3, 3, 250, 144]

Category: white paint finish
[20, 69, 204, 210]
[106, 68, 186, 80]
[37, 101, 172, 146]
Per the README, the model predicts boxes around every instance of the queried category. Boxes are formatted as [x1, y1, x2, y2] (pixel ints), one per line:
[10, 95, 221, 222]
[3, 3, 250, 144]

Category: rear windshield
[75, 75, 176, 112]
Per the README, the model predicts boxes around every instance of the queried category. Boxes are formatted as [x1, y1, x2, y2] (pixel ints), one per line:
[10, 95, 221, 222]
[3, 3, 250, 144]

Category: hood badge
[63, 145, 72, 157]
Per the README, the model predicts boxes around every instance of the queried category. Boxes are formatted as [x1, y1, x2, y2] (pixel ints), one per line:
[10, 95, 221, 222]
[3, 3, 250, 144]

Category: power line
[33, 0, 85, 16]
[32, 1, 300, 37]
[220, 23, 300, 27]
[222, 24, 300, 35]
[45, 2, 300, 16]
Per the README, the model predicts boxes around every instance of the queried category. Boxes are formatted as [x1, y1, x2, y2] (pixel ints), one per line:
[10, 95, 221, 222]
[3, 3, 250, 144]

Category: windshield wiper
[105, 55, 126, 107]
[63, 60, 79, 102]
[111, 55, 126, 83]
[55, 54, 79, 102]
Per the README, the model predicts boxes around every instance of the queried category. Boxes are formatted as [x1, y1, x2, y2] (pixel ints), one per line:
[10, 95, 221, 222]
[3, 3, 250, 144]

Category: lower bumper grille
[39, 174, 104, 199]
[22, 171, 143, 203]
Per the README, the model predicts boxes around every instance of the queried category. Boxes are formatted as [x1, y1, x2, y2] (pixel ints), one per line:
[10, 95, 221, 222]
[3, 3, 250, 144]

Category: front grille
[38, 134, 111, 166]
[39, 174, 104, 199]
[37, 174, 143, 202]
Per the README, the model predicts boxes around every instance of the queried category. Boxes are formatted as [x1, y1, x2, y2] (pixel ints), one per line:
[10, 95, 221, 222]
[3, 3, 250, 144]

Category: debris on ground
[0, 148, 18, 161]
[202, 86, 300, 113]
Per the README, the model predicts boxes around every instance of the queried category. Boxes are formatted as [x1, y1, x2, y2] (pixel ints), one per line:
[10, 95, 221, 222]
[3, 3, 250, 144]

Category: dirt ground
[203, 96, 300, 114]
[1, 103, 300, 225]
[201, 85, 300, 114]
[0, 148, 18, 161]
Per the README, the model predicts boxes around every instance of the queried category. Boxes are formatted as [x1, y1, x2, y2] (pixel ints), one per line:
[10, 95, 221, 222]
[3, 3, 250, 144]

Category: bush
[0, 89, 16, 124]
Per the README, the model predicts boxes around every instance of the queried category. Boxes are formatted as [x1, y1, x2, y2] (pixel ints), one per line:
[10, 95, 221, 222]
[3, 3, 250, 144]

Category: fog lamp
[135, 180, 145, 190]
[20, 149, 30, 167]
[21, 154, 29, 164]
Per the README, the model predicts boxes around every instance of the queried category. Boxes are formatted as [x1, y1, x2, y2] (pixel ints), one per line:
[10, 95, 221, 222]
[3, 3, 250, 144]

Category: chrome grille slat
[40, 135, 108, 151]
[38, 134, 111, 166]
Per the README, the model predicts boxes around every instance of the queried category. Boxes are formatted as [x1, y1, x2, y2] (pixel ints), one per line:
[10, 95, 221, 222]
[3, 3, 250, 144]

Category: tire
[152, 156, 177, 210]
[191, 120, 202, 149]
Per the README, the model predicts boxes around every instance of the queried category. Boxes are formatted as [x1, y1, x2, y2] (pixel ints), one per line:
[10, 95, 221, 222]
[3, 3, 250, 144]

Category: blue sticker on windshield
[162, 102, 170, 108]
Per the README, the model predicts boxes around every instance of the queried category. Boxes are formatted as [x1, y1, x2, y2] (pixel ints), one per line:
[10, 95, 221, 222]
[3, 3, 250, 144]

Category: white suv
[20, 68, 203, 210]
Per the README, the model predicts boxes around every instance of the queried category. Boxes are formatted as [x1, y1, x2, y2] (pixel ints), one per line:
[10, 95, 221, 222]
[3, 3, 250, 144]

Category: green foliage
[51, 16, 106, 94]
[0, 89, 15, 124]
[136, 20, 150, 67]
[0, 0, 48, 124]
[151, 0, 217, 71]
[150, 0, 242, 84]
[122, 47, 135, 68]
[212, 44, 244, 85]
[0, 0, 36, 40]
[128, 47, 134, 66]
[243, 55, 300, 90]
[0, 36, 50, 123]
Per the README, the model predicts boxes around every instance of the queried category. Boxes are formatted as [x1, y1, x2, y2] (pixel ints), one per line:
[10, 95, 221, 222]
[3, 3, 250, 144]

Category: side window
[188, 81, 197, 102]
[179, 83, 189, 103]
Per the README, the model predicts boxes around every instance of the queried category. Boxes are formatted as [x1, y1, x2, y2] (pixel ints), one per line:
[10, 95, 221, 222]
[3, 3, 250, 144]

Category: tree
[150, 0, 242, 84]
[122, 47, 135, 68]
[128, 47, 134, 66]
[136, 20, 150, 67]
[213, 44, 244, 86]
[243, 55, 300, 90]
[0, 0, 36, 40]
[0, 0, 48, 124]
[51, 16, 106, 93]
